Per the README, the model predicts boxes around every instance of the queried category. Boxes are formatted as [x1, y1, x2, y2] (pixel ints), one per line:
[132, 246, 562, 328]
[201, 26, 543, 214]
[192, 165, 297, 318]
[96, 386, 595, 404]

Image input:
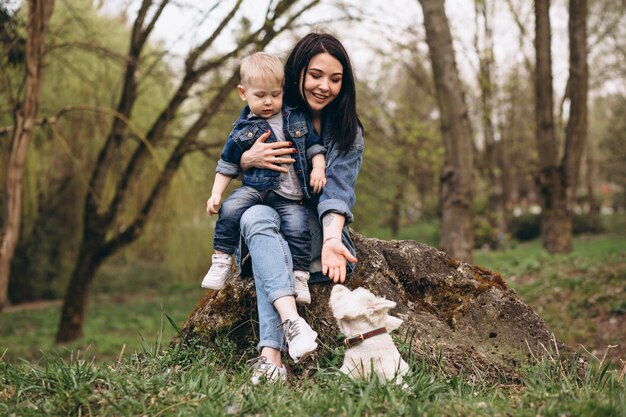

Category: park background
[0, 0, 625, 415]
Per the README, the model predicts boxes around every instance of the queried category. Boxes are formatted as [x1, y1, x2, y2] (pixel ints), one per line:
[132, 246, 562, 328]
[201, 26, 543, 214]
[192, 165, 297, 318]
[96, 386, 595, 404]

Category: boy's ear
[237, 85, 247, 101]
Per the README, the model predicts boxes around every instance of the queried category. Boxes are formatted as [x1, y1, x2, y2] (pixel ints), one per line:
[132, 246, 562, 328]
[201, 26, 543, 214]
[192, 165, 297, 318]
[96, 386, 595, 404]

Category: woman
[238, 33, 363, 383]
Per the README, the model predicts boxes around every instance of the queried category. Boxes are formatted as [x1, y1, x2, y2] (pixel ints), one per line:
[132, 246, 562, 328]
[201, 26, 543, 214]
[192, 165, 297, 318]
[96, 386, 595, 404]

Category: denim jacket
[308, 119, 364, 283]
[237, 112, 364, 283]
[216, 104, 325, 200]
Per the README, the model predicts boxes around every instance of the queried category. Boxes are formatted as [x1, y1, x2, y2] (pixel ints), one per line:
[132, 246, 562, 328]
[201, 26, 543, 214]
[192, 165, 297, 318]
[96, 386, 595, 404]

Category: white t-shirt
[266, 112, 303, 200]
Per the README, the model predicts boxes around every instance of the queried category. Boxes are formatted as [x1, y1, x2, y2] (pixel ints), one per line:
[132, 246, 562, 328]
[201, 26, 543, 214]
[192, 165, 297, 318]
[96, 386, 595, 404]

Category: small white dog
[329, 285, 409, 385]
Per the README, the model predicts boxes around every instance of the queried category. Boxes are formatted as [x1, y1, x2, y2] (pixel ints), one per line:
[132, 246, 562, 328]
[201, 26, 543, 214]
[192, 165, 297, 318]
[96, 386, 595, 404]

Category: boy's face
[237, 79, 283, 118]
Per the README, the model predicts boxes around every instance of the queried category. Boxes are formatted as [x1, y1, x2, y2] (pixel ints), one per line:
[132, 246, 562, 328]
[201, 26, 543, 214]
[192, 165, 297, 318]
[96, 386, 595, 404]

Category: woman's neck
[311, 114, 322, 135]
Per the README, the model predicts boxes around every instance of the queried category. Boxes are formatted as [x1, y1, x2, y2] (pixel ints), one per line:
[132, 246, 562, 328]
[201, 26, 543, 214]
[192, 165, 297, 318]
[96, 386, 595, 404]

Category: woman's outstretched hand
[240, 130, 296, 173]
[322, 238, 358, 284]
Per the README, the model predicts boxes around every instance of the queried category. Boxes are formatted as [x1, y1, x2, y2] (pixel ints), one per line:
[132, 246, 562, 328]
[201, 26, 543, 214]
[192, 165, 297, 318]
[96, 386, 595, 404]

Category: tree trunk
[0, 0, 55, 313]
[176, 232, 584, 383]
[55, 244, 102, 342]
[534, 0, 565, 252]
[585, 145, 600, 217]
[418, 0, 474, 262]
[534, 0, 588, 254]
[563, 0, 589, 216]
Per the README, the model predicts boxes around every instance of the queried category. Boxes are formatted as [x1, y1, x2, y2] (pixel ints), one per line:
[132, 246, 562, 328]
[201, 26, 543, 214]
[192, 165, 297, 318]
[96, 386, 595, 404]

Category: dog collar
[343, 327, 388, 348]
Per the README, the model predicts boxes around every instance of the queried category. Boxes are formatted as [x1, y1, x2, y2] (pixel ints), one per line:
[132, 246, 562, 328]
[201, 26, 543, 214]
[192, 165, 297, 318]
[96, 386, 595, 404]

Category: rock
[175, 232, 583, 382]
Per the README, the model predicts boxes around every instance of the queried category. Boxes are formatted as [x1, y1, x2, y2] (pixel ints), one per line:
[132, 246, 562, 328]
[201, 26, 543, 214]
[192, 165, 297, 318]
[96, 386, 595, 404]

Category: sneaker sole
[293, 347, 317, 364]
[200, 280, 226, 290]
[292, 339, 318, 364]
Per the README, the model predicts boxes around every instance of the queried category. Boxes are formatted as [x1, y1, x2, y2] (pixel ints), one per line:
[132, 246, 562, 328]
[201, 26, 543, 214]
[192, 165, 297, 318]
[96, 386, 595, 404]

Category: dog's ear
[367, 297, 396, 313]
[329, 284, 358, 320]
[385, 315, 403, 332]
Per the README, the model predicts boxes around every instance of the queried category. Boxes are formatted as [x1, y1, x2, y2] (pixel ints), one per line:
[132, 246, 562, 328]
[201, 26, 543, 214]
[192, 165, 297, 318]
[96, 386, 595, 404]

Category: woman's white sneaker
[294, 271, 311, 304]
[281, 317, 318, 363]
[248, 356, 287, 385]
[201, 253, 233, 290]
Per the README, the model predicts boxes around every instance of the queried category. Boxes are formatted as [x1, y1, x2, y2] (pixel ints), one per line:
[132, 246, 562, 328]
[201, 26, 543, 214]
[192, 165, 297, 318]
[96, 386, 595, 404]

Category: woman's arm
[240, 130, 296, 172]
[319, 128, 364, 283]
[321, 212, 357, 283]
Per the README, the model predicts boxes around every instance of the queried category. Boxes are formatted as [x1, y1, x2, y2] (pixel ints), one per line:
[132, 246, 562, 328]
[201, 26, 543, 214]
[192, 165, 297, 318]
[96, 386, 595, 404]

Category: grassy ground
[475, 229, 626, 364]
[0, 262, 200, 364]
[1, 216, 625, 415]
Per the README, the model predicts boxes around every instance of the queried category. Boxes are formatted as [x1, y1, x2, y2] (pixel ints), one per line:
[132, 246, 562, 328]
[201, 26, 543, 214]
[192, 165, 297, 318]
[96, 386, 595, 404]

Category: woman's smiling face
[301, 52, 343, 115]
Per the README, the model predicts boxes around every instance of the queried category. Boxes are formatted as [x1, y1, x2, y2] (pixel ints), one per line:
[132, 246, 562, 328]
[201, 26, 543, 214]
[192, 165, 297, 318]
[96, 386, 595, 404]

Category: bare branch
[138, 0, 169, 46]
[185, 0, 244, 72]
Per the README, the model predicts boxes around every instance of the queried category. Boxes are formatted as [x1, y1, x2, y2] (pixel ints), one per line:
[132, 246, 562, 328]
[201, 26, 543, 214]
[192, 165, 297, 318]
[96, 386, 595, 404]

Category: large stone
[175, 232, 583, 382]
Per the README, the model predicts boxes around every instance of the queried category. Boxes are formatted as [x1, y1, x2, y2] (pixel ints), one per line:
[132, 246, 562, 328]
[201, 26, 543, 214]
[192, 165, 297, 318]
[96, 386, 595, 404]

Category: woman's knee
[240, 205, 281, 236]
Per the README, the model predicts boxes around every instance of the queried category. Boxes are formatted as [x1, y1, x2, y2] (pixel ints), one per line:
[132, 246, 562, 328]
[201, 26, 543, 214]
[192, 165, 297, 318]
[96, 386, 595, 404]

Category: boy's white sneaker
[281, 317, 318, 363]
[201, 253, 233, 290]
[294, 271, 311, 304]
[248, 356, 287, 385]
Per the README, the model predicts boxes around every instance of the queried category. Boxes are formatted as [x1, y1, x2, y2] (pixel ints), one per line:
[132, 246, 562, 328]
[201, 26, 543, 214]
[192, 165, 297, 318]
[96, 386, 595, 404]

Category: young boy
[201, 52, 326, 304]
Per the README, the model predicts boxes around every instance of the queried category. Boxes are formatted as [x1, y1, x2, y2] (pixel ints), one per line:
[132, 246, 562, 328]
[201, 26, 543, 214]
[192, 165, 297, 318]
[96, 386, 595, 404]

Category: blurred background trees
[0, 0, 624, 342]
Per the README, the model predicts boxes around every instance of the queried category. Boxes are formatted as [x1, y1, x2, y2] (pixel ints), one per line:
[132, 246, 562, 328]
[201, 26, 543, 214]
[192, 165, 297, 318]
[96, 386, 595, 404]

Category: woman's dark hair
[284, 33, 362, 152]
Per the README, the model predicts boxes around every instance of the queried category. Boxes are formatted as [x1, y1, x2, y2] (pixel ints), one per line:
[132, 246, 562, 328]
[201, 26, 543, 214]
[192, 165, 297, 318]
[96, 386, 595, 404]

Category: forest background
[0, 0, 624, 362]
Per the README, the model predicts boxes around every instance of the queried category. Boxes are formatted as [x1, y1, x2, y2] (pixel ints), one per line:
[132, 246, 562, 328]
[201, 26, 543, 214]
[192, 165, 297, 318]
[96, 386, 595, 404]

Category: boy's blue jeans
[214, 186, 311, 271]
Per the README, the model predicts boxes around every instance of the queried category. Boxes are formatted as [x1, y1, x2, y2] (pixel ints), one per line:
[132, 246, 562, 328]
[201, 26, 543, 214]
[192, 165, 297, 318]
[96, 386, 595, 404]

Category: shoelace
[247, 356, 273, 375]
[278, 319, 301, 345]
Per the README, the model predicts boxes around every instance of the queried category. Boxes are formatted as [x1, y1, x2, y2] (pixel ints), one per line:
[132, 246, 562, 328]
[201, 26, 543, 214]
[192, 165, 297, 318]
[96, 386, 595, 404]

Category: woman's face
[301, 52, 343, 115]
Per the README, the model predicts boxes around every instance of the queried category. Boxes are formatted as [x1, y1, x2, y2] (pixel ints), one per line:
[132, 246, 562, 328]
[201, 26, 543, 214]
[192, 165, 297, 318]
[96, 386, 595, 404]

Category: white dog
[329, 285, 409, 385]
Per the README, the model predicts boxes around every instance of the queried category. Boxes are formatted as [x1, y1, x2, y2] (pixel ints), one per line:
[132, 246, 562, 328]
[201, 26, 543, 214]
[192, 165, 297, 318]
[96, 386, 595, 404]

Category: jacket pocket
[287, 121, 308, 139]
[235, 125, 263, 147]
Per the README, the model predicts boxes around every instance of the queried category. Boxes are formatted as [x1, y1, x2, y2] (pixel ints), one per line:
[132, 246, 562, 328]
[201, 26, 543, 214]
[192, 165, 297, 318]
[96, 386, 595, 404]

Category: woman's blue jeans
[240, 205, 296, 352]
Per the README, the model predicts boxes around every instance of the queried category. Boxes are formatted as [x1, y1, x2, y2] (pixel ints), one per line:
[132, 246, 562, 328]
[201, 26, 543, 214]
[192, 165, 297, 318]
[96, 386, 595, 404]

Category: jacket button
[247, 131, 253, 138]
[295, 130, 301, 137]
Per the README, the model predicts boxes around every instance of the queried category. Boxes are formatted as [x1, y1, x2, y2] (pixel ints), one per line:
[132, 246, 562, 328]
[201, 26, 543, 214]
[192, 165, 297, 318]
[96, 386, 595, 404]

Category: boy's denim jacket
[237, 112, 364, 284]
[216, 104, 325, 200]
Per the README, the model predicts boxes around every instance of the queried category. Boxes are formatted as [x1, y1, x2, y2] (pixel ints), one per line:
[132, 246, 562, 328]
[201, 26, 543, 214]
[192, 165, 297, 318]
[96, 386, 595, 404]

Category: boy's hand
[206, 194, 221, 216]
[309, 167, 326, 194]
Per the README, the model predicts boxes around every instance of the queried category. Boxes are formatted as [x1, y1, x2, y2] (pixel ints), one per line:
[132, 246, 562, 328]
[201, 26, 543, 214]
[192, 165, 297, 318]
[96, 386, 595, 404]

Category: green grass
[1, 215, 625, 415]
[0, 261, 201, 364]
[475, 229, 626, 364]
[1, 333, 625, 417]
[360, 220, 439, 247]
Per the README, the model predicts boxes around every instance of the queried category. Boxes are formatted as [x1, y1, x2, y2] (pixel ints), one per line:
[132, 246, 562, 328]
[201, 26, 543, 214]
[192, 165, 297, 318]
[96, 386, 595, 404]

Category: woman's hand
[240, 130, 296, 173]
[322, 237, 357, 284]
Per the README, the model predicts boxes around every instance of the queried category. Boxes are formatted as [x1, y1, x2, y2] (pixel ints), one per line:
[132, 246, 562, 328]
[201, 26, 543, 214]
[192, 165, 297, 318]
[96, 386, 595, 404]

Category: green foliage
[4, 0, 177, 302]
[595, 95, 626, 211]
[352, 47, 443, 236]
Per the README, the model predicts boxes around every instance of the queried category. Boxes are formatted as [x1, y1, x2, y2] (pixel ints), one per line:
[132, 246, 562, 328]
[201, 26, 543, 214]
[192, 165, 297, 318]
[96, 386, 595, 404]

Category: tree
[0, 0, 55, 312]
[55, 0, 320, 342]
[473, 0, 506, 236]
[416, 0, 475, 262]
[355, 34, 441, 238]
[533, 0, 588, 253]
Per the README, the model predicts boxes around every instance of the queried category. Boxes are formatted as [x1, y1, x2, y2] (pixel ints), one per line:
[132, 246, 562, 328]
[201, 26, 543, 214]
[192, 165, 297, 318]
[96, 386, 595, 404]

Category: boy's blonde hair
[240, 52, 284, 87]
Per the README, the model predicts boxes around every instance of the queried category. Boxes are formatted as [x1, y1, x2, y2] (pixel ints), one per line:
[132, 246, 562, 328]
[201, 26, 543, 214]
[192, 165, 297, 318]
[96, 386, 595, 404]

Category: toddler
[201, 52, 326, 305]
